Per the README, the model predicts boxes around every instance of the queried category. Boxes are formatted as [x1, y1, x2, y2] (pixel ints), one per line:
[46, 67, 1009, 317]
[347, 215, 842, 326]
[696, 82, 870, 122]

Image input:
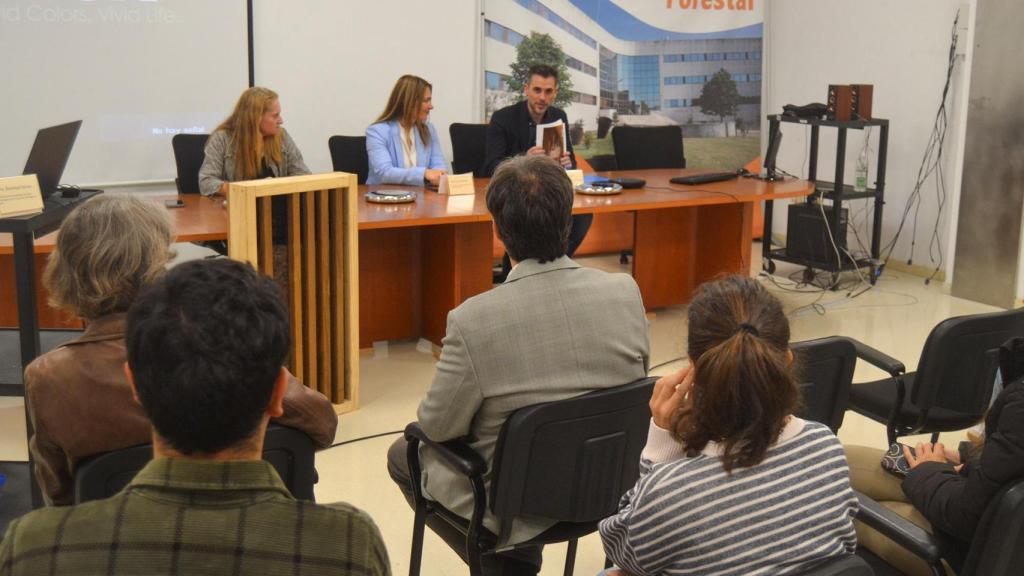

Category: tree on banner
[695, 68, 740, 136]
[506, 32, 575, 108]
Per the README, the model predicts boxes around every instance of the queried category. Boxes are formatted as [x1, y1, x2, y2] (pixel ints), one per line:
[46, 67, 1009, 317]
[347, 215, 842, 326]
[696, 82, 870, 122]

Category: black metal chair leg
[408, 503, 427, 576]
[467, 538, 483, 576]
[563, 539, 578, 576]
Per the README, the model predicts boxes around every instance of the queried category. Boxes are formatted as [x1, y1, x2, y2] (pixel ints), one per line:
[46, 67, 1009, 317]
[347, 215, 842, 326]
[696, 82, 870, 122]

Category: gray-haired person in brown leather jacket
[24, 195, 337, 506]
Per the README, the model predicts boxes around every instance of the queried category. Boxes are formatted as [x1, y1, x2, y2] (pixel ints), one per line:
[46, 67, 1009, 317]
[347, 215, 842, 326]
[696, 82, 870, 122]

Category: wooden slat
[302, 192, 317, 393]
[316, 190, 331, 399]
[227, 184, 258, 265]
[233, 173, 351, 198]
[258, 197, 273, 276]
[330, 188, 345, 403]
[288, 194, 303, 381]
[342, 174, 360, 407]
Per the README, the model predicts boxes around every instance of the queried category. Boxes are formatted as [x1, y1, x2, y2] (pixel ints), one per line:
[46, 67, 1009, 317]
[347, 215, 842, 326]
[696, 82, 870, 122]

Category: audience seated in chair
[2, 259, 389, 576]
[599, 276, 859, 576]
[847, 336, 1024, 576]
[22, 195, 337, 506]
[387, 154, 650, 576]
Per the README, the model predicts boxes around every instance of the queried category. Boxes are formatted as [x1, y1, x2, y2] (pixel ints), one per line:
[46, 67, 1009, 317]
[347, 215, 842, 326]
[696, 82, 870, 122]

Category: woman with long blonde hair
[198, 86, 310, 196]
[366, 74, 447, 186]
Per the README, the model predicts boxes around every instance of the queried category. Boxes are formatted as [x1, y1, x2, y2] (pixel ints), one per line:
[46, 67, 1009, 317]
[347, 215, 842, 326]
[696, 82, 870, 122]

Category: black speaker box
[787, 203, 848, 266]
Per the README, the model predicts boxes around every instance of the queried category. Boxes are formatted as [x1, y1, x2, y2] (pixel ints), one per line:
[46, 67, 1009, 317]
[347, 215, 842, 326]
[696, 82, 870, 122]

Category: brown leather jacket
[24, 313, 339, 506]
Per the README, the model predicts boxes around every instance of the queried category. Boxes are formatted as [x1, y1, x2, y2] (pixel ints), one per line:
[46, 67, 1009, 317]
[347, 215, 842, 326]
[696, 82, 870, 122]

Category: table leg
[358, 228, 422, 348]
[633, 202, 753, 309]
[421, 222, 492, 346]
[358, 222, 492, 348]
[12, 233, 43, 508]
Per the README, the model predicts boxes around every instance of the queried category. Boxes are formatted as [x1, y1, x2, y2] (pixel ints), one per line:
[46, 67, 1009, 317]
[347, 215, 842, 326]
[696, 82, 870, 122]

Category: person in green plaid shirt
[0, 259, 390, 575]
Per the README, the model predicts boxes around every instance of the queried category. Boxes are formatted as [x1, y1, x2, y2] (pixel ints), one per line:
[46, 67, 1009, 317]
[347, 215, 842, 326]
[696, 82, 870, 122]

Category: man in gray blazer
[387, 155, 650, 575]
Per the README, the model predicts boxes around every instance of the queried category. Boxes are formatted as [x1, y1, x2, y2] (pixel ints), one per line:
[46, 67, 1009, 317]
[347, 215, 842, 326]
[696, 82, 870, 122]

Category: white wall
[252, 0, 482, 174]
[765, 0, 974, 284]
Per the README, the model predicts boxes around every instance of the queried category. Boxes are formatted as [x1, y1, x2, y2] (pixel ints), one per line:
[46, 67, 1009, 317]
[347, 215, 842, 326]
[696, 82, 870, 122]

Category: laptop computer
[22, 121, 82, 199]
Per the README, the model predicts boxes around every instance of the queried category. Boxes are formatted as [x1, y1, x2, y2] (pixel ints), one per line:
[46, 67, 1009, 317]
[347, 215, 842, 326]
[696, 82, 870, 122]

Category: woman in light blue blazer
[366, 75, 448, 186]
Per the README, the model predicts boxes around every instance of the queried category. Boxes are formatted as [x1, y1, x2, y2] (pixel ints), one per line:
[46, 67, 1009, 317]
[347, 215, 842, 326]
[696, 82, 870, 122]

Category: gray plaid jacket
[0, 458, 390, 575]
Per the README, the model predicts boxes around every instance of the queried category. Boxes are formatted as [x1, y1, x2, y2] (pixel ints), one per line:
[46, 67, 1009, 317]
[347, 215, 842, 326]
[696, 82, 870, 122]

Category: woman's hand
[904, 442, 950, 469]
[650, 365, 694, 431]
[424, 169, 446, 186]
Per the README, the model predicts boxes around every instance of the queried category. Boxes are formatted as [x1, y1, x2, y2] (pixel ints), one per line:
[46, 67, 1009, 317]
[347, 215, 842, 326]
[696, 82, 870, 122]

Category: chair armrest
[855, 491, 944, 563]
[851, 339, 906, 376]
[404, 422, 487, 478]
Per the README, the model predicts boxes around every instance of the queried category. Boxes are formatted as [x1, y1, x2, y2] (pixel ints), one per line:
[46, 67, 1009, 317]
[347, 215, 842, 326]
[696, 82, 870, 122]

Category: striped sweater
[599, 417, 858, 576]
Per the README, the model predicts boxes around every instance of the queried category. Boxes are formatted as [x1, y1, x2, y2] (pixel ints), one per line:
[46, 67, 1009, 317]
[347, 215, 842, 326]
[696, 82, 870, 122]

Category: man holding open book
[483, 64, 592, 276]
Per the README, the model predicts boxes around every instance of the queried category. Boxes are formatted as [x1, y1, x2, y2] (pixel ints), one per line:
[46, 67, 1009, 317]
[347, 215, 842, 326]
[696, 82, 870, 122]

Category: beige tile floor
[0, 250, 1000, 575]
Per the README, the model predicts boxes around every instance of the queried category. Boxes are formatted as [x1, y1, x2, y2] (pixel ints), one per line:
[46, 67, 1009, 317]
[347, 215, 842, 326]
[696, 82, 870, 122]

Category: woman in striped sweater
[599, 276, 859, 576]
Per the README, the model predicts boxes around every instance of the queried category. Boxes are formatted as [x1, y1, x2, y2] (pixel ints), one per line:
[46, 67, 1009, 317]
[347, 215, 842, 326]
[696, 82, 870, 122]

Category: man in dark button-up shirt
[1, 260, 390, 576]
[484, 64, 592, 274]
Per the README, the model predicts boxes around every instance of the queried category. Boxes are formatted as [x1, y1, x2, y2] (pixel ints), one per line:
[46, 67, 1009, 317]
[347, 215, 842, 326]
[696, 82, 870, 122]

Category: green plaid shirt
[0, 458, 390, 575]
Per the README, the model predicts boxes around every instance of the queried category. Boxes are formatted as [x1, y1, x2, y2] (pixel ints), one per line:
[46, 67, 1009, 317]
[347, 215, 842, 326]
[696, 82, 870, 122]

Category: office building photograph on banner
[483, 0, 764, 170]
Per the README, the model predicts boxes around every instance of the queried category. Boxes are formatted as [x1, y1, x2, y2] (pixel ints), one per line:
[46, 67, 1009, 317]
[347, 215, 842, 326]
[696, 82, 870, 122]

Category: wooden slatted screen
[226, 173, 359, 414]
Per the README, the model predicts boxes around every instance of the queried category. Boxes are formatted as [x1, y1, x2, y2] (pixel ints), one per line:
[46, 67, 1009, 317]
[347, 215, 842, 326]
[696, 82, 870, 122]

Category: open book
[535, 120, 566, 160]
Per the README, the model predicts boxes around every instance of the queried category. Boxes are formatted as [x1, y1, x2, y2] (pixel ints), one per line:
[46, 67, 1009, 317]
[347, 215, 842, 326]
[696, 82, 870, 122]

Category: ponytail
[678, 276, 800, 473]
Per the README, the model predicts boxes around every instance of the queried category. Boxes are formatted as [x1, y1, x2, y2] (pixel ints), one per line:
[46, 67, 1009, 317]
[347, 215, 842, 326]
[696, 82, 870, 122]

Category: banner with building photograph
[482, 0, 764, 169]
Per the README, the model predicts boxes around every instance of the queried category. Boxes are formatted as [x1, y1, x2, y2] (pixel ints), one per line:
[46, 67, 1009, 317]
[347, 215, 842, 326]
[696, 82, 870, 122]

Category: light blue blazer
[365, 120, 447, 185]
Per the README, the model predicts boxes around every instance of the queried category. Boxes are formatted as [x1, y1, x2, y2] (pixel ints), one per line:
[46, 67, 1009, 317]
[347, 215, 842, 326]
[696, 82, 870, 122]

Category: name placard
[438, 173, 476, 196]
[565, 169, 584, 188]
[0, 174, 44, 218]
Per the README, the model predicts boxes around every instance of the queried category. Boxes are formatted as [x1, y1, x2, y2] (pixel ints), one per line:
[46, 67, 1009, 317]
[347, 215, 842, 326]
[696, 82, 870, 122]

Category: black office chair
[596, 116, 613, 140]
[171, 133, 209, 194]
[586, 154, 618, 172]
[856, 476, 1024, 576]
[328, 135, 369, 184]
[611, 125, 685, 170]
[449, 123, 488, 177]
[848, 307, 1024, 444]
[792, 336, 858, 434]
[73, 424, 318, 503]
[403, 376, 657, 576]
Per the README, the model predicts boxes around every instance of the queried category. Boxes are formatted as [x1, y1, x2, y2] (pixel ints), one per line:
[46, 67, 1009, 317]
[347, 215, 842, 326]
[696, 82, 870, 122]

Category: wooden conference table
[0, 169, 813, 348]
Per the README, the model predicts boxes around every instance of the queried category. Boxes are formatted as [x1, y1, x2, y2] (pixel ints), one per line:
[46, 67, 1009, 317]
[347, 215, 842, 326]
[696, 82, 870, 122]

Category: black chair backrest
[597, 116, 613, 139]
[258, 425, 317, 501]
[73, 424, 316, 503]
[587, 154, 618, 172]
[328, 135, 369, 184]
[449, 123, 488, 177]
[74, 443, 152, 503]
[612, 125, 685, 170]
[961, 477, 1024, 575]
[792, 336, 857, 433]
[914, 307, 1024, 415]
[171, 133, 209, 194]
[488, 377, 657, 540]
